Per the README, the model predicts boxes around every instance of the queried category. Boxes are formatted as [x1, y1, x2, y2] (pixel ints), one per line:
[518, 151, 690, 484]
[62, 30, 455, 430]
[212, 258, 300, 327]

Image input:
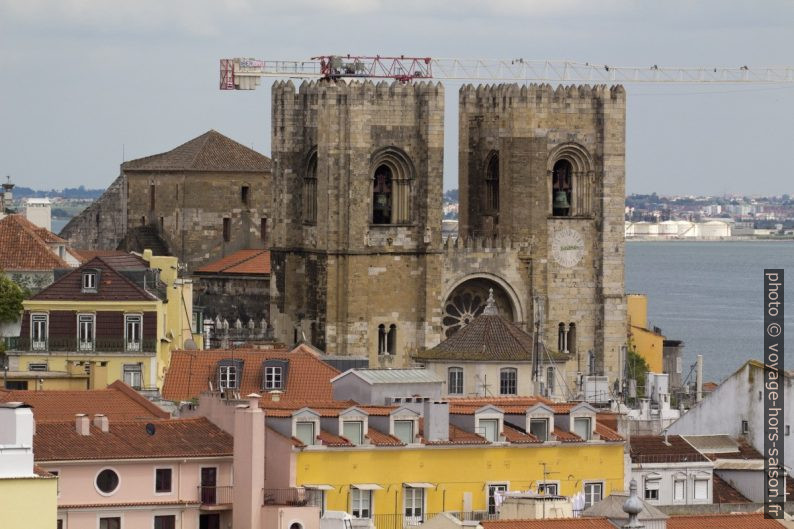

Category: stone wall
[59, 174, 126, 250]
[193, 275, 269, 324]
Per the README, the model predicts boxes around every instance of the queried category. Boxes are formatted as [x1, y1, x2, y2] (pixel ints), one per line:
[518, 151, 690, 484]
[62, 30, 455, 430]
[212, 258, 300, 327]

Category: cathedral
[269, 80, 627, 399]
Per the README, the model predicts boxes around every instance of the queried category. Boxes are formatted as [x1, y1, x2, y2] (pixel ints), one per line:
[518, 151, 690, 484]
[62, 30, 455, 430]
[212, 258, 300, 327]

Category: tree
[626, 348, 650, 399]
[0, 274, 25, 325]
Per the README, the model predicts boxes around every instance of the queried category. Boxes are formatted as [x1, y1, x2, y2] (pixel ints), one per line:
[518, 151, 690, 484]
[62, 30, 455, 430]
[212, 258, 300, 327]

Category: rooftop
[0, 380, 170, 421]
[482, 519, 617, 529]
[332, 368, 444, 385]
[0, 214, 71, 271]
[122, 130, 271, 173]
[194, 248, 271, 276]
[667, 513, 785, 528]
[629, 435, 708, 464]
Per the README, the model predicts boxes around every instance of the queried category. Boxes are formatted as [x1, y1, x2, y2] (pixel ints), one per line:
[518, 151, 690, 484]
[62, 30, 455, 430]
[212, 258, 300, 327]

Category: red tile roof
[161, 346, 339, 403]
[483, 518, 616, 529]
[34, 417, 232, 461]
[447, 396, 553, 415]
[366, 428, 405, 447]
[195, 249, 270, 276]
[122, 130, 271, 173]
[595, 423, 623, 442]
[629, 435, 708, 464]
[702, 438, 764, 461]
[419, 418, 490, 446]
[317, 430, 354, 447]
[73, 250, 137, 264]
[502, 424, 541, 444]
[33, 226, 67, 244]
[711, 474, 750, 503]
[0, 380, 170, 421]
[667, 513, 785, 528]
[30, 256, 157, 302]
[0, 214, 71, 271]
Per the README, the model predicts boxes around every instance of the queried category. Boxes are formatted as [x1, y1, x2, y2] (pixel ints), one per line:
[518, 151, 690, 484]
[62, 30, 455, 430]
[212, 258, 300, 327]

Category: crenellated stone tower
[270, 80, 445, 366]
[458, 83, 627, 387]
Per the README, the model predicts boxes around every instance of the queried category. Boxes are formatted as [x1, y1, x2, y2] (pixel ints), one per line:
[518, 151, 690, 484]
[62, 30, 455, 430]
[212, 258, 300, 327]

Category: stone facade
[271, 80, 627, 396]
[59, 174, 126, 251]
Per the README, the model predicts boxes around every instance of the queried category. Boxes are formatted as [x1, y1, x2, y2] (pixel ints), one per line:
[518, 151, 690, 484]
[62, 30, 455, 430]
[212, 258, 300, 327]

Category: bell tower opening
[372, 164, 393, 224]
[552, 159, 573, 217]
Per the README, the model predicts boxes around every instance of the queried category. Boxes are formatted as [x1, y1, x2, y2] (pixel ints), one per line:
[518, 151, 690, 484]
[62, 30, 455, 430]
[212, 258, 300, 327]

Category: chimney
[0, 403, 35, 478]
[93, 414, 109, 433]
[233, 393, 264, 529]
[269, 390, 282, 402]
[423, 401, 449, 442]
[75, 414, 90, 436]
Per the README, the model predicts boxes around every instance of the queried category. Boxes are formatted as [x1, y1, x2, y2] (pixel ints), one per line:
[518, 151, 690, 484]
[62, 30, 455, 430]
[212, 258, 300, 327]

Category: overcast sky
[1, 0, 793, 195]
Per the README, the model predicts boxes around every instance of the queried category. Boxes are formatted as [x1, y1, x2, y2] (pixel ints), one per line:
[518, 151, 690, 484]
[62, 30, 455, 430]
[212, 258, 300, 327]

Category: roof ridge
[107, 380, 171, 419]
[93, 255, 159, 300]
[219, 248, 265, 273]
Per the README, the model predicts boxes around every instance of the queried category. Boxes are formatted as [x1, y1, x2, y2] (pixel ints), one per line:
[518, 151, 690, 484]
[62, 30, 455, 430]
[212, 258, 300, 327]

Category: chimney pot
[247, 393, 262, 409]
[75, 413, 90, 436]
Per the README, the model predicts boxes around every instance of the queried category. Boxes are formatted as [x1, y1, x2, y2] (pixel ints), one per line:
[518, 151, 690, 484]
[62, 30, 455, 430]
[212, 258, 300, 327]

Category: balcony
[372, 512, 496, 529]
[13, 337, 156, 353]
[262, 488, 323, 507]
[198, 485, 233, 509]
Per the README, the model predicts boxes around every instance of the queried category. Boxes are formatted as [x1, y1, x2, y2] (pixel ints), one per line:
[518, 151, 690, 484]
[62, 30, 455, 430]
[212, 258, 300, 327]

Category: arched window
[558, 323, 567, 353]
[303, 151, 318, 224]
[372, 164, 393, 224]
[387, 324, 397, 355]
[377, 324, 387, 355]
[567, 323, 577, 355]
[485, 152, 499, 213]
[552, 159, 573, 217]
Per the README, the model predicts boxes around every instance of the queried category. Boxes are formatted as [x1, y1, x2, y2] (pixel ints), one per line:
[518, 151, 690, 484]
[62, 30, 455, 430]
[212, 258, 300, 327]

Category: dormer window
[529, 418, 549, 441]
[343, 421, 364, 445]
[393, 420, 414, 444]
[296, 422, 316, 446]
[217, 359, 243, 391]
[263, 359, 289, 391]
[573, 417, 592, 440]
[82, 270, 98, 292]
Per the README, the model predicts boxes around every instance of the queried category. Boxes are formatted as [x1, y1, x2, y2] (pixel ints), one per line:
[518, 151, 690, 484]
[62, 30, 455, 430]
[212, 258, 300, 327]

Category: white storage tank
[699, 220, 731, 238]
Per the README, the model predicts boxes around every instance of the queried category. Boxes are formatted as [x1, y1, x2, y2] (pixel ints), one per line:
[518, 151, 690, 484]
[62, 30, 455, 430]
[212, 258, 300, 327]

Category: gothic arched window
[552, 159, 573, 217]
[372, 165, 393, 224]
[558, 322, 567, 353]
[303, 151, 318, 224]
[485, 152, 499, 213]
[567, 323, 577, 355]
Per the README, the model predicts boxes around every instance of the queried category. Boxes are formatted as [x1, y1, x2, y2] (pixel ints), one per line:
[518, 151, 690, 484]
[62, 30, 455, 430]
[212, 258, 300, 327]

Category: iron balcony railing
[14, 337, 156, 353]
[262, 487, 323, 507]
[372, 511, 496, 529]
[198, 485, 233, 506]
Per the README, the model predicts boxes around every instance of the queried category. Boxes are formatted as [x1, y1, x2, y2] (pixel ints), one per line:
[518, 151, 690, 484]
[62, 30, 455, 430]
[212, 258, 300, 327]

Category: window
[241, 185, 250, 206]
[567, 323, 576, 355]
[694, 479, 709, 500]
[307, 489, 326, 516]
[222, 218, 231, 242]
[394, 420, 414, 444]
[78, 314, 95, 351]
[538, 483, 558, 496]
[644, 477, 660, 501]
[125, 314, 142, 352]
[488, 484, 507, 514]
[28, 362, 48, 371]
[155, 515, 176, 529]
[303, 153, 318, 224]
[573, 417, 592, 440]
[31, 313, 47, 350]
[558, 323, 566, 353]
[343, 421, 364, 445]
[218, 365, 238, 390]
[123, 364, 142, 390]
[57, 520, 63, 529]
[479, 419, 499, 442]
[583, 482, 603, 509]
[404, 486, 424, 521]
[551, 159, 573, 216]
[673, 479, 686, 501]
[296, 422, 316, 446]
[351, 488, 372, 518]
[499, 368, 517, 395]
[100, 518, 121, 529]
[485, 152, 499, 213]
[741, 420, 749, 434]
[155, 468, 172, 493]
[372, 164, 393, 224]
[387, 324, 397, 355]
[546, 366, 555, 396]
[82, 271, 97, 292]
[377, 324, 396, 356]
[264, 366, 283, 390]
[96, 468, 120, 495]
[448, 367, 464, 395]
[260, 217, 268, 244]
[529, 418, 549, 442]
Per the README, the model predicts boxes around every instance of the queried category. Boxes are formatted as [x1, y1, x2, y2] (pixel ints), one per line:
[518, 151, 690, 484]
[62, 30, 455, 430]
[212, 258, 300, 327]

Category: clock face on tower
[551, 228, 585, 268]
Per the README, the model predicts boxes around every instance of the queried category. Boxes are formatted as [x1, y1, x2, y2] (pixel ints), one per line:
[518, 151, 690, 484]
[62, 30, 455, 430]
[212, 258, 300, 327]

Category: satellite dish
[145, 423, 156, 436]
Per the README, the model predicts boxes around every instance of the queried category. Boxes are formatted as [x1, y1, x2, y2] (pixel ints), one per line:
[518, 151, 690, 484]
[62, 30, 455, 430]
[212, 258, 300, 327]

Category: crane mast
[220, 55, 794, 90]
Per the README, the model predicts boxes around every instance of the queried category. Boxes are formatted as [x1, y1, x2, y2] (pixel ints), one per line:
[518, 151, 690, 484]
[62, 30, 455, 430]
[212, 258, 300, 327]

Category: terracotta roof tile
[502, 423, 541, 444]
[0, 380, 170, 421]
[34, 417, 233, 461]
[630, 435, 708, 464]
[72, 250, 135, 263]
[595, 423, 623, 442]
[667, 513, 785, 528]
[0, 214, 71, 271]
[58, 500, 200, 509]
[553, 429, 583, 442]
[122, 130, 271, 173]
[482, 518, 617, 529]
[702, 438, 764, 461]
[366, 427, 405, 447]
[416, 313, 536, 361]
[161, 347, 339, 403]
[711, 474, 750, 503]
[30, 255, 157, 302]
[195, 249, 270, 275]
[33, 226, 67, 244]
[317, 430, 354, 447]
[419, 418, 489, 445]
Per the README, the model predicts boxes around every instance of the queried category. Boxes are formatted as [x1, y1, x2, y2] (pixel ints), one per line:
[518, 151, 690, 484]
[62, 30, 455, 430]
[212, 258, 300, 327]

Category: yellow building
[4, 251, 200, 391]
[261, 398, 625, 523]
[0, 403, 58, 529]
[626, 294, 663, 374]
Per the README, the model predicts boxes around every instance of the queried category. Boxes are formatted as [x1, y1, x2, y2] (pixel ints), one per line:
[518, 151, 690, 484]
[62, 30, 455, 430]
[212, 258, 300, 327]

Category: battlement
[443, 234, 531, 253]
[272, 79, 444, 104]
[459, 83, 625, 111]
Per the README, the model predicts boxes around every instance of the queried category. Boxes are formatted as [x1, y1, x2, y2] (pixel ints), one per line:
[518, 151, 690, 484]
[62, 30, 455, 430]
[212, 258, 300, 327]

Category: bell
[553, 190, 570, 210]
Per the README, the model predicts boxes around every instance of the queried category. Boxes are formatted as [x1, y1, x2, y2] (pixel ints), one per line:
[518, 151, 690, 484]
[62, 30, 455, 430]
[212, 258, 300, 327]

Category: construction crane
[220, 55, 794, 90]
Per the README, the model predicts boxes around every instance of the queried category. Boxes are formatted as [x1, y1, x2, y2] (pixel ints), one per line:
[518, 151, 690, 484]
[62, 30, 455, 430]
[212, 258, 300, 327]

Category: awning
[303, 484, 334, 491]
[351, 483, 383, 491]
[404, 482, 435, 489]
